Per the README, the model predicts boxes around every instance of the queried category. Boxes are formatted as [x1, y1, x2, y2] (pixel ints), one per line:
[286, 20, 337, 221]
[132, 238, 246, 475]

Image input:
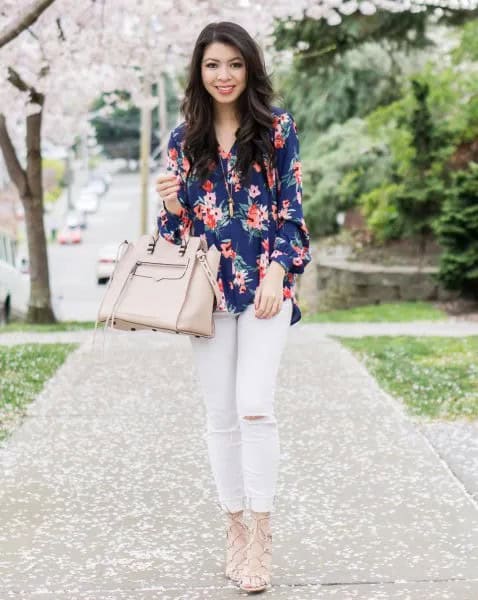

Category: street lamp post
[65, 150, 73, 212]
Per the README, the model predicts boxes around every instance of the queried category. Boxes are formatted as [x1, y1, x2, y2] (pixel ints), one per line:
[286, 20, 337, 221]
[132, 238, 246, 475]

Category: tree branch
[0, 114, 28, 197]
[0, 0, 56, 49]
[56, 17, 65, 41]
[7, 67, 45, 105]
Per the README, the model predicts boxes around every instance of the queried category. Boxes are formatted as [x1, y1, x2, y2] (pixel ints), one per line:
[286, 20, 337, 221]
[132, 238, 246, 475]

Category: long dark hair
[181, 21, 276, 187]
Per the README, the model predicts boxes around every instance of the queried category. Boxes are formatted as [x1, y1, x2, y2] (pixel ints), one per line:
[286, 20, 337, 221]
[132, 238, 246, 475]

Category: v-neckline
[218, 138, 237, 159]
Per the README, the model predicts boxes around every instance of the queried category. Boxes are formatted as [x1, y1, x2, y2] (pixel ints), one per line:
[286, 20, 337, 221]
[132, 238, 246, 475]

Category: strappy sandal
[224, 510, 249, 584]
[239, 512, 272, 593]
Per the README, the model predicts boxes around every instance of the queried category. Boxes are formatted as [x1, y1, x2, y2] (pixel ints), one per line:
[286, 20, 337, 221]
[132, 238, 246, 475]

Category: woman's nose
[217, 68, 232, 80]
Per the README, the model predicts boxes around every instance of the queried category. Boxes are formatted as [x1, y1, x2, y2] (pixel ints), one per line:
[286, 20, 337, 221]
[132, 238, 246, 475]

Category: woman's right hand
[156, 173, 183, 216]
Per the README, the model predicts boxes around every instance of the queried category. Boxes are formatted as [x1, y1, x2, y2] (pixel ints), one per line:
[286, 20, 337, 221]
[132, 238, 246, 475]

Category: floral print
[157, 106, 312, 326]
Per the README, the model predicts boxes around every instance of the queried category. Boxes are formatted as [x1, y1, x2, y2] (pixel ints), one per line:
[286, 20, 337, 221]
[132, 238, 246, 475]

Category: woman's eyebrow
[203, 56, 243, 63]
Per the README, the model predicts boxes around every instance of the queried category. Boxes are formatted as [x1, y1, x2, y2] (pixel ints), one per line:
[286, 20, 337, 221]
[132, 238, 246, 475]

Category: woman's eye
[205, 62, 243, 68]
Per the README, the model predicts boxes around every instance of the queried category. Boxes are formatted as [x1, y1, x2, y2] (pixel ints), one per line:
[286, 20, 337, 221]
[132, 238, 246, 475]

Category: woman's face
[201, 42, 247, 107]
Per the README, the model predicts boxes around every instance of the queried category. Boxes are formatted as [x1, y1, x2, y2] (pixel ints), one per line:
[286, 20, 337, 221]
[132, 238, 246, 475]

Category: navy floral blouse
[157, 106, 312, 326]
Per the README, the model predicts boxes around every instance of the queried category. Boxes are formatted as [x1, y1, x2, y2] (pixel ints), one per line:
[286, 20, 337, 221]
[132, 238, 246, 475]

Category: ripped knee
[240, 414, 276, 424]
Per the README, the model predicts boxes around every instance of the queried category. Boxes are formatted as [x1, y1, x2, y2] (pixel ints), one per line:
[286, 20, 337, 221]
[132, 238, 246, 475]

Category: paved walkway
[1, 324, 478, 599]
[0, 330, 91, 346]
[1, 317, 478, 347]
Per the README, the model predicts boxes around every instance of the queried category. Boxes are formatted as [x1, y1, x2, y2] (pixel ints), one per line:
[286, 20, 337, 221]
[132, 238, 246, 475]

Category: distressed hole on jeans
[241, 415, 266, 420]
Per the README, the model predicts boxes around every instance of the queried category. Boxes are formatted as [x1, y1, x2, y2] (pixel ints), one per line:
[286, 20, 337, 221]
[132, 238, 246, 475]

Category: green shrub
[359, 183, 404, 241]
[434, 163, 478, 297]
[302, 118, 393, 236]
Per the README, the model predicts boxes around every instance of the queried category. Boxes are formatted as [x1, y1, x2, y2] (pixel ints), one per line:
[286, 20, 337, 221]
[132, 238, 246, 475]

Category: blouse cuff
[270, 230, 311, 275]
[164, 205, 184, 225]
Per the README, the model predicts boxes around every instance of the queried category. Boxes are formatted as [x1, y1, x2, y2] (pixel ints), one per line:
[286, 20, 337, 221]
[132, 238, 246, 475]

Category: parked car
[85, 177, 107, 197]
[0, 229, 29, 323]
[75, 190, 99, 214]
[66, 210, 87, 230]
[96, 243, 119, 284]
[58, 224, 82, 245]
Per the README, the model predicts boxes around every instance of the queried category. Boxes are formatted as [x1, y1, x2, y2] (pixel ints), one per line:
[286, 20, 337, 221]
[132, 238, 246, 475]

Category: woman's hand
[254, 261, 286, 319]
[156, 173, 183, 216]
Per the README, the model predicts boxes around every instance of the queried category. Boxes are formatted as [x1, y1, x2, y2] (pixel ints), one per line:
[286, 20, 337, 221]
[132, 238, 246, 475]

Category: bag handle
[147, 225, 222, 307]
[196, 248, 222, 307]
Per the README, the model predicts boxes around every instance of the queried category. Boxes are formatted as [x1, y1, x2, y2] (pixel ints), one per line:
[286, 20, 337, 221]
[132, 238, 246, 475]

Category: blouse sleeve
[269, 111, 312, 275]
[156, 129, 193, 245]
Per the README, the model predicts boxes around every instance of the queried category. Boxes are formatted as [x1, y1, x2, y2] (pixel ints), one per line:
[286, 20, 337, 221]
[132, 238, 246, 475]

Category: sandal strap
[224, 510, 249, 581]
[240, 514, 272, 588]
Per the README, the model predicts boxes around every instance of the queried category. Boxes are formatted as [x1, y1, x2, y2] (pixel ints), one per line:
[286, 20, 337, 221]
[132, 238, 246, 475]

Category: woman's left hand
[254, 262, 286, 319]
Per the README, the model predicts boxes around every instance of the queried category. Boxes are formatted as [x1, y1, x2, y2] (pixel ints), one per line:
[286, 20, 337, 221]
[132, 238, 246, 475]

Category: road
[47, 171, 157, 321]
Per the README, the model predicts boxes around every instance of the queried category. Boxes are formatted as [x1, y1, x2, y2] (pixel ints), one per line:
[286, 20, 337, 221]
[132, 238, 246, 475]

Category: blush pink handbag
[94, 224, 222, 338]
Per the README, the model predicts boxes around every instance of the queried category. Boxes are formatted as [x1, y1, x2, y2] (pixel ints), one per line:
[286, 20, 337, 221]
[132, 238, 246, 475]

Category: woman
[155, 21, 311, 594]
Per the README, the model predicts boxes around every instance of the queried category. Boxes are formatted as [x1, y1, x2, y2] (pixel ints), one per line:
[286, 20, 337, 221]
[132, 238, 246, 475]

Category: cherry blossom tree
[268, 0, 478, 26]
[0, 1, 116, 321]
[0, 0, 57, 49]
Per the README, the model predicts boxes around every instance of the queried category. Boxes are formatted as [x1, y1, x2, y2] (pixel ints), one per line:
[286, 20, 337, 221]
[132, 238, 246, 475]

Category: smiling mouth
[216, 85, 235, 91]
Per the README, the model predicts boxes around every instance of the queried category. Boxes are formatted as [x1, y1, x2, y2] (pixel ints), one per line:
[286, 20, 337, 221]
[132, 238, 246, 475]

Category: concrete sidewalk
[1, 325, 477, 599]
[2, 316, 477, 347]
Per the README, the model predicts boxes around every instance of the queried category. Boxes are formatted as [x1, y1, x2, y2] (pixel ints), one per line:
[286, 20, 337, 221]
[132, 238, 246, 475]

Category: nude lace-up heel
[225, 510, 249, 584]
[239, 511, 273, 593]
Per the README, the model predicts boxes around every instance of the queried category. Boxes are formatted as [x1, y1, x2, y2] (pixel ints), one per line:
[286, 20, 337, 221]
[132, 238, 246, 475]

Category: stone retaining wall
[297, 252, 457, 313]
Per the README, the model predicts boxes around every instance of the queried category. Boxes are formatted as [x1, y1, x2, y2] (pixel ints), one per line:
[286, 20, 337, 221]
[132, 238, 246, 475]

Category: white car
[75, 191, 99, 214]
[96, 243, 119, 284]
[65, 210, 87, 230]
[0, 229, 29, 323]
[85, 178, 107, 197]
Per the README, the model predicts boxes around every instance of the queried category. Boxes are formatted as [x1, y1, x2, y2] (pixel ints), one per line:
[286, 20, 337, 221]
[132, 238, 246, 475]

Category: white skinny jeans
[189, 298, 293, 514]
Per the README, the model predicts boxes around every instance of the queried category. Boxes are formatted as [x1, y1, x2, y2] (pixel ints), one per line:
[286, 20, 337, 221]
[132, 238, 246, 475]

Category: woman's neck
[213, 101, 241, 128]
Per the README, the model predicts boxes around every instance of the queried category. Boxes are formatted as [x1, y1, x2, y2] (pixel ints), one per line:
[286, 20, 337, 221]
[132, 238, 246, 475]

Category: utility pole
[139, 80, 152, 235]
[157, 71, 168, 169]
[82, 133, 90, 184]
[65, 149, 73, 211]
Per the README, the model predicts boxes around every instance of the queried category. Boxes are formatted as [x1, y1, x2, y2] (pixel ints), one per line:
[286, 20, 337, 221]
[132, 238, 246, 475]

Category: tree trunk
[0, 107, 56, 323]
[24, 108, 56, 323]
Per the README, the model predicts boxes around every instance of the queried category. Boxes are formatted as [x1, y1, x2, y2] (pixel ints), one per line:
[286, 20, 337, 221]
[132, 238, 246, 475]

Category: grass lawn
[303, 301, 447, 323]
[0, 343, 78, 442]
[0, 321, 95, 333]
[338, 336, 478, 420]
